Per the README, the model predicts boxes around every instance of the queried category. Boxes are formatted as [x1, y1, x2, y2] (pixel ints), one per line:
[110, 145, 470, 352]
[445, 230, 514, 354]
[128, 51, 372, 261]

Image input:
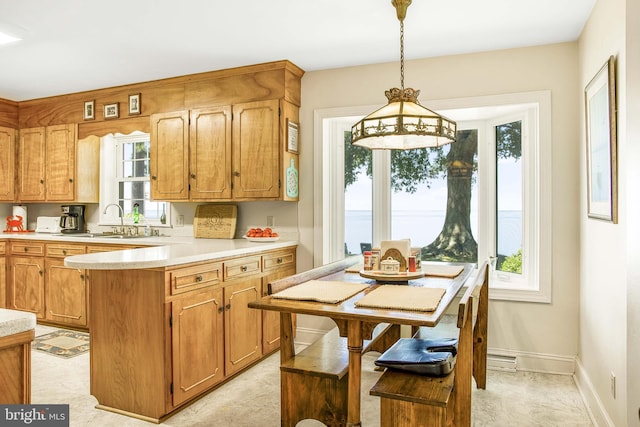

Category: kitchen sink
[60, 233, 148, 239]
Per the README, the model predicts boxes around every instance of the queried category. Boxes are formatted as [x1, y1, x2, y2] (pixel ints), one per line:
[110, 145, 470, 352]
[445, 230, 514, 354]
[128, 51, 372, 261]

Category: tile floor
[30, 325, 594, 426]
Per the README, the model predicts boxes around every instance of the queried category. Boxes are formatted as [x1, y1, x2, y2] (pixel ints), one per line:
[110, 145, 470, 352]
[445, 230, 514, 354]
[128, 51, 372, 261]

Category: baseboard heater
[487, 353, 517, 372]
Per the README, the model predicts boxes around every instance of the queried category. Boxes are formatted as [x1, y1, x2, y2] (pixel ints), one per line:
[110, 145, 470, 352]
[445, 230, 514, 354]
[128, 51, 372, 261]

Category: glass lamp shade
[351, 88, 456, 150]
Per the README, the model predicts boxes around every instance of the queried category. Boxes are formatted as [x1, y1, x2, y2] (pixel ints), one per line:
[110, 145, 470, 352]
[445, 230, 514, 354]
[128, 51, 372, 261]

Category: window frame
[99, 132, 171, 227]
[315, 91, 552, 303]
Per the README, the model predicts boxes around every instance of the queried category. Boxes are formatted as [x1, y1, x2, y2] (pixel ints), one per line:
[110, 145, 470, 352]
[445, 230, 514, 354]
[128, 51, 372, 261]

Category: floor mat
[32, 329, 90, 359]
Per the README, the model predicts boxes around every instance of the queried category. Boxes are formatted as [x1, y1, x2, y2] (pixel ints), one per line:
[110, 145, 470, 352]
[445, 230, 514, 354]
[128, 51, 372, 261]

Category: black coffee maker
[59, 205, 86, 234]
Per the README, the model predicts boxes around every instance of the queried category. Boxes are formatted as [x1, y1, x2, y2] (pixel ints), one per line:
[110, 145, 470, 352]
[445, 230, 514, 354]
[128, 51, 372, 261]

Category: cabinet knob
[233, 171, 240, 177]
[40, 179, 44, 184]
[241, 265, 247, 272]
[195, 274, 203, 282]
[277, 257, 283, 264]
[225, 303, 231, 310]
[62, 249, 67, 255]
[218, 307, 224, 314]
[151, 175, 157, 180]
[80, 273, 85, 280]
[69, 178, 73, 183]
[39, 270, 43, 276]
[190, 173, 196, 179]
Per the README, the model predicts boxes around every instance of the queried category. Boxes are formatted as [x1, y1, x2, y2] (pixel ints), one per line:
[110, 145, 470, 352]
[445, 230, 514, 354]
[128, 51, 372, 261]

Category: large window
[318, 91, 551, 302]
[99, 132, 170, 226]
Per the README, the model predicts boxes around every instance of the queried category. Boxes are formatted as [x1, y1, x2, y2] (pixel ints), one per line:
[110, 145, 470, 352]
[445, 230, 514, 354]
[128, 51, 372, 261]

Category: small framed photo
[104, 102, 119, 120]
[128, 93, 141, 115]
[83, 100, 95, 120]
[585, 55, 617, 223]
[287, 120, 299, 154]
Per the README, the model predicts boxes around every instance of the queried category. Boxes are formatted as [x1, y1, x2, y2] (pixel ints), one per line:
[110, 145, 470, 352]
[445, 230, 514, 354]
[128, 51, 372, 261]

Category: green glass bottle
[133, 203, 140, 224]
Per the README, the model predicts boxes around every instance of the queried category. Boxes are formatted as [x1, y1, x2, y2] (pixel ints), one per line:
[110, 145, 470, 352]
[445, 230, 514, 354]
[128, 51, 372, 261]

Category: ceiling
[0, 0, 596, 102]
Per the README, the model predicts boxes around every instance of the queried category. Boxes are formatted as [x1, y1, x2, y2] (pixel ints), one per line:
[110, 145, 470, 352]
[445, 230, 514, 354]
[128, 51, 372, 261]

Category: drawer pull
[195, 275, 203, 282]
[24, 247, 28, 252]
[277, 257, 283, 264]
[241, 266, 247, 272]
[62, 249, 67, 255]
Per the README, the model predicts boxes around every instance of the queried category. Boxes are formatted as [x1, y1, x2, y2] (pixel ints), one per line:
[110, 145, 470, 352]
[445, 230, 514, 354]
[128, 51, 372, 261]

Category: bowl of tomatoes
[244, 227, 280, 242]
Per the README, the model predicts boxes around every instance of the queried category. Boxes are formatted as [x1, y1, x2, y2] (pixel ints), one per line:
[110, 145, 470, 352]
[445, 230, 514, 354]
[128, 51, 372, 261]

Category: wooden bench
[268, 257, 400, 427]
[0, 309, 37, 404]
[369, 261, 489, 427]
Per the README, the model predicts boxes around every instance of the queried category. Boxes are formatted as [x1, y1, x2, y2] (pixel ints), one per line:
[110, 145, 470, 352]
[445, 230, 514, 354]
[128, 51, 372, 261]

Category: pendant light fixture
[351, 0, 456, 150]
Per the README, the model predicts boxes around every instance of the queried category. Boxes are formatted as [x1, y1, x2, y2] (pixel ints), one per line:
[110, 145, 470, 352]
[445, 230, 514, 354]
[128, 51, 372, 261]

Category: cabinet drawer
[224, 256, 261, 281]
[262, 250, 295, 272]
[0, 241, 5, 255]
[170, 263, 223, 295]
[10, 242, 45, 256]
[46, 243, 86, 258]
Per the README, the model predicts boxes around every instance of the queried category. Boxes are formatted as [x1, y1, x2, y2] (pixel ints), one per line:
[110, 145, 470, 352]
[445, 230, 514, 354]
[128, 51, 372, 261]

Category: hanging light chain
[399, 18, 405, 91]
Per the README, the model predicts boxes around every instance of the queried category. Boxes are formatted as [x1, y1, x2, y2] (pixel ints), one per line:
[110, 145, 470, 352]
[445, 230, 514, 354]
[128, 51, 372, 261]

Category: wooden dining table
[249, 260, 474, 427]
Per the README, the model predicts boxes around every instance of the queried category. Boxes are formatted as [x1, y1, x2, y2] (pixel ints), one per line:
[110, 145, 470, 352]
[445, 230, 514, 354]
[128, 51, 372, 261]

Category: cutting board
[193, 204, 237, 239]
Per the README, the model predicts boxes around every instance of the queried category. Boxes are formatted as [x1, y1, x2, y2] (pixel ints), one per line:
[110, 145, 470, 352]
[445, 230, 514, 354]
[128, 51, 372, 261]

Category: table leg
[347, 320, 363, 427]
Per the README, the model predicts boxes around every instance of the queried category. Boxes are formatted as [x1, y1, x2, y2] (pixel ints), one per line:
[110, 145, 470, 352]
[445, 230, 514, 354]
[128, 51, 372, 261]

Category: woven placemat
[422, 263, 464, 278]
[355, 285, 446, 312]
[271, 280, 369, 304]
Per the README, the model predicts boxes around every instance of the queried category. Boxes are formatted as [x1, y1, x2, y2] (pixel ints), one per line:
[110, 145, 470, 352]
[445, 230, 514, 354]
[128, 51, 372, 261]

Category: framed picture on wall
[104, 102, 119, 119]
[128, 93, 141, 115]
[83, 100, 95, 120]
[584, 55, 617, 223]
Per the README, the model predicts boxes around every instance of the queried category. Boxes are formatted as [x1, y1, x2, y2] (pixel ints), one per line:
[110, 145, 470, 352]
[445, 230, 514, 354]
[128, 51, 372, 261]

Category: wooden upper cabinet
[45, 124, 76, 201]
[18, 124, 76, 202]
[0, 127, 15, 201]
[190, 107, 232, 200]
[232, 100, 280, 200]
[150, 111, 189, 200]
[18, 127, 46, 201]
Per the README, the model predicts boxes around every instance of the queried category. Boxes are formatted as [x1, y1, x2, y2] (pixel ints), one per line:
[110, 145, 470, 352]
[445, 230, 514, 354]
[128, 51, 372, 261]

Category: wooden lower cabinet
[171, 287, 224, 407]
[0, 241, 6, 307]
[89, 246, 296, 421]
[261, 250, 296, 353]
[44, 258, 87, 327]
[223, 277, 262, 376]
[9, 255, 45, 319]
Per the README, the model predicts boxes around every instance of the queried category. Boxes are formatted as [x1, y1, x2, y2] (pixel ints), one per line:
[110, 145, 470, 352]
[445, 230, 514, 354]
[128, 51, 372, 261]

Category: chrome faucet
[103, 203, 125, 229]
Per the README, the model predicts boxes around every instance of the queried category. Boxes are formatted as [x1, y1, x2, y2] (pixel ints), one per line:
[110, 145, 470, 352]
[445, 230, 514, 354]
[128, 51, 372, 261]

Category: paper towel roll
[12, 205, 27, 230]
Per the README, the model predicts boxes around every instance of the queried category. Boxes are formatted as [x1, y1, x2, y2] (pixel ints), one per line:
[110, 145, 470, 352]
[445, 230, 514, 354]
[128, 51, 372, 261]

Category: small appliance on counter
[35, 216, 62, 234]
[59, 205, 86, 234]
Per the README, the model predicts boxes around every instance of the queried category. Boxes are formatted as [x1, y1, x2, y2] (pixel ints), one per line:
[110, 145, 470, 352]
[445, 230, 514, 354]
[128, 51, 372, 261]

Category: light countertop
[1, 232, 297, 270]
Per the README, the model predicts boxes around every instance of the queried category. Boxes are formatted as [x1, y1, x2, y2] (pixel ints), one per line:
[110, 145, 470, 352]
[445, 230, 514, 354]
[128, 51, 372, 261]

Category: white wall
[298, 43, 581, 359]
[577, 0, 630, 425]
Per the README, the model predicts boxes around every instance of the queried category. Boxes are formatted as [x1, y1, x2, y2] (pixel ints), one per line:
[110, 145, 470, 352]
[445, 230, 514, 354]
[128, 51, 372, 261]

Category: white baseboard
[574, 357, 615, 427]
[294, 326, 328, 347]
[487, 347, 575, 375]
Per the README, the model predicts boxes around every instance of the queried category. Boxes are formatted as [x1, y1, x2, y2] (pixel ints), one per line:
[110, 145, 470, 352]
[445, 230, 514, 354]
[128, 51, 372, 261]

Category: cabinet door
[45, 124, 76, 201]
[0, 256, 5, 308]
[150, 111, 189, 200]
[44, 258, 87, 327]
[232, 100, 280, 199]
[172, 287, 224, 406]
[0, 127, 15, 201]
[261, 266, 295, 354]
[223, 277, 261, 376]
[18, 127, 46, 201]
[190, 107, 232, 200]
[9, 256, 45, 318]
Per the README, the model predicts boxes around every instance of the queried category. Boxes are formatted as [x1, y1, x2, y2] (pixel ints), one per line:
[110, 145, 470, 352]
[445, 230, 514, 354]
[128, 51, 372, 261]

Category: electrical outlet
[267, 216, 274, 227]
[610, 372, 616, 398]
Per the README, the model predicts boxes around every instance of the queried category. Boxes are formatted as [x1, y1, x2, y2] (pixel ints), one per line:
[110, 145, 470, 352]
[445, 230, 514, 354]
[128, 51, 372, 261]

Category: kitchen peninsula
[64, 238, 297, 422]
